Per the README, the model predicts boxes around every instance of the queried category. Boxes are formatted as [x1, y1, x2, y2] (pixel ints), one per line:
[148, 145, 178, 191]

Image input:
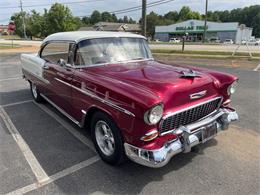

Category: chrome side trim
[162, 96, 222, 120]
[54, 77, 135, 117]
[40, 94, 83, 127]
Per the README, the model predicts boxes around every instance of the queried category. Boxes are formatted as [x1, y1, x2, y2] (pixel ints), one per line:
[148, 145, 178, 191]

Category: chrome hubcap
[95, 120, 115, 156]
[32, 84, 38, 98]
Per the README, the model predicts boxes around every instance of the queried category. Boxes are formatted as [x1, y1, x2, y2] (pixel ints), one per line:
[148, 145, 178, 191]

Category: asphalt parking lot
[0, 53, 259, 195]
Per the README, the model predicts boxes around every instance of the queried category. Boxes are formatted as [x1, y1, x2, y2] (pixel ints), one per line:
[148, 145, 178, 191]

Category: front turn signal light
[141, 130, 159, 142]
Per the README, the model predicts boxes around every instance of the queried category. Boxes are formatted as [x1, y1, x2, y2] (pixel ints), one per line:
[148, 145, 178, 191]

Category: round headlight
[227, 81, 238, 95]
[144, 104, 163, 125]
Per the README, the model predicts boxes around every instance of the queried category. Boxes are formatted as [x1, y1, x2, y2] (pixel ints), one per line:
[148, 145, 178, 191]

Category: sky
[0, 0, 259, 24]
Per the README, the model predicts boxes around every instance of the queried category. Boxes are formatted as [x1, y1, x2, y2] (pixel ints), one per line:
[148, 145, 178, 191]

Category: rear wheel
[91, 111, 126, 165]
[30, 82, 42, 102]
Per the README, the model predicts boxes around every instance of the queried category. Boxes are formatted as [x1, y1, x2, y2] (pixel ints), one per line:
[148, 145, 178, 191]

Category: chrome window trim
[54, 77, 135, 117]
[72, 58, 154, 69]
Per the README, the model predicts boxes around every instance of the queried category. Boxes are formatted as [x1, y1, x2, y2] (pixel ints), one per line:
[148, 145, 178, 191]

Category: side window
[41, 42, 70, 64]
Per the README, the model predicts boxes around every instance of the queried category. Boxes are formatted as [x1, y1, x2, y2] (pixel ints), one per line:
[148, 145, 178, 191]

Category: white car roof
[43, 31, 146, 44]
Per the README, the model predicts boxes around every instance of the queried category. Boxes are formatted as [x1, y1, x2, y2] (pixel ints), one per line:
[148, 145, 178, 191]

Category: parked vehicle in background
[209, 37, 221, 43]
[154, 39, 161, 43]
[223, 39, 234, 44]
[169, 38, 181, 43]
[247, 39, 260, 46]
[21, 31, 239, 168]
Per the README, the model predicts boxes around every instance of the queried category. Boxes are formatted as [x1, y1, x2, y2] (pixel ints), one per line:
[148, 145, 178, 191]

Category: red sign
[8, 21, 16, 32]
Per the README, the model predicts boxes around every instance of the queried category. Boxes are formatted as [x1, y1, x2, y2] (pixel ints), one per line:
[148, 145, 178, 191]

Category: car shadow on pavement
[0, 89, 31, 106]
[30, 139, 219, 194]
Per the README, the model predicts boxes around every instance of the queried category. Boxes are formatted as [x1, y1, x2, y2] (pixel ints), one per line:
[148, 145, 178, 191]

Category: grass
[0, 44, 21, 49]
[151, 49, 260, 57]
[0, 35, 22, 40]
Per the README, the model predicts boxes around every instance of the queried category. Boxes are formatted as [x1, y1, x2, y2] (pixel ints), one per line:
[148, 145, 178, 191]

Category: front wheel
[91, 112, 126, 165]
[30, 82, 42, 102]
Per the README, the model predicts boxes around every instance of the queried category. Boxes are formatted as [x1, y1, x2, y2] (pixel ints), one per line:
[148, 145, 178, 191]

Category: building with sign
[155, 19, 252, 43]
[0, 25, 8, 35]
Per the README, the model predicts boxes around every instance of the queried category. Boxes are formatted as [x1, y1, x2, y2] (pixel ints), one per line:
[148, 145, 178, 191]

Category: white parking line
[253, 64, 260, 71]
[33, 102, 96, 152]
[1, 100, 33, 108]
[6, 155, 100, 195]
[0, 76, 22, 82]
[0, 107, 49, 182]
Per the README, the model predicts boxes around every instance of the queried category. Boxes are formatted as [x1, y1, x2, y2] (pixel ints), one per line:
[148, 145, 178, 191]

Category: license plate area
[201, 122, 217, 143]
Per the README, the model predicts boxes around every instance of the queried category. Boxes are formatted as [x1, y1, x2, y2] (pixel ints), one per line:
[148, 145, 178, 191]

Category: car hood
[86, 60, 221, 112]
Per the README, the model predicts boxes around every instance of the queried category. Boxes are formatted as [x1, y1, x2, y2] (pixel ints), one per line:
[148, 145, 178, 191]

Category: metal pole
[203, 0, 208, 43]
[142, 0, 147, 37]
[20, 0, 27, 39]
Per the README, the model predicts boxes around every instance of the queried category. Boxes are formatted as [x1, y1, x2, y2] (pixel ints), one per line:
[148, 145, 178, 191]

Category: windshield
[75, 37, 153, 66]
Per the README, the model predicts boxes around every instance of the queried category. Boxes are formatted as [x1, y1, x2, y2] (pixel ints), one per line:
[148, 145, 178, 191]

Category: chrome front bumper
[124, 108, 238, 168]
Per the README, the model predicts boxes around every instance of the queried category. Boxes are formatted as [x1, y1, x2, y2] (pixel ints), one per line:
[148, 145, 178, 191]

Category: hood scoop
[180, 69, 201, 78]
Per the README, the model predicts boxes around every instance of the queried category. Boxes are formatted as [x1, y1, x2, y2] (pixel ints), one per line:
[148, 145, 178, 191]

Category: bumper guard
[124, 108, 238, 168]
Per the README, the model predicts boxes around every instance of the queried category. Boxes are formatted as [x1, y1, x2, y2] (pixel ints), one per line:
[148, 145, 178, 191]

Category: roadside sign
[8, 21, 16, 32]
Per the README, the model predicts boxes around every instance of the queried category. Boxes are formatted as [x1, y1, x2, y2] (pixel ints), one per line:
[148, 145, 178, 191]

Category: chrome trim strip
[189, 90, 207, 100]
[162, 96, 222, 120]
[40, 93, 82, 127]
[54, 77, 135, 117]
[72, 58, 154, 69]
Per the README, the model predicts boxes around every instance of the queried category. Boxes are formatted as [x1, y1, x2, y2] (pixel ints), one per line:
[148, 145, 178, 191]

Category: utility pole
[20, 0, 27, 39]
[203, 0, 208, 43]
[142, 0, 147, 37]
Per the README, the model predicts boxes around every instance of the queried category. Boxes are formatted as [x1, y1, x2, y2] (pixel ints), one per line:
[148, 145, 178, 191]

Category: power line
[0, 0, 103, 9]
[77, 0, 175, 17]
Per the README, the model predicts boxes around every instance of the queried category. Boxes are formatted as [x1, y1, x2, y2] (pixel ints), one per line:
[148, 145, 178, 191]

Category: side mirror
[57, 58, 66, 67]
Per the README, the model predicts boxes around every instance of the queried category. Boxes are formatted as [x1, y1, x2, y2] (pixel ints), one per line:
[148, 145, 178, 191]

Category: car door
[40, 41, 75, 114]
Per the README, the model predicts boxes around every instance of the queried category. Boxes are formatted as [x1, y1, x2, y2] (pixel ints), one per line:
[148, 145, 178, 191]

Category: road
[0, 53, 259, 194]
[1, 40, 260, 54]
[150, 44, 260, 53]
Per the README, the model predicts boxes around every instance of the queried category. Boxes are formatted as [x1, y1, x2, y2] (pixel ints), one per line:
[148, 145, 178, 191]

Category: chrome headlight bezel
[227, 80, 238, 95]
[144, 104, 164, 125]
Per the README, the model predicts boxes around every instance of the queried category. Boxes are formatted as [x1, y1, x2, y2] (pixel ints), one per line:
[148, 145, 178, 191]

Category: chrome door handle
[43, 64, 49, 70]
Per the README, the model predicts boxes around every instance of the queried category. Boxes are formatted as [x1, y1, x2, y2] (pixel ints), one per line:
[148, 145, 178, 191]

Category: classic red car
[21, 31, 238, 168]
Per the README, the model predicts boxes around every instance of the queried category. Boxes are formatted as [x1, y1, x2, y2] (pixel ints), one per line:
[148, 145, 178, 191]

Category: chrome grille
[160, 97, 222, 134]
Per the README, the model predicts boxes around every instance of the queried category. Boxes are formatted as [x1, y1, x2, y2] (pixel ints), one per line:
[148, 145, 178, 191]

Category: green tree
[82, 16, 91, 26]
[11, 11, 32, 38]
[146, 11, 165, 38]
[90, 10, 101, 24]
[164, 11, 178, 22]
[101, 12, 113, 22]
[45, 3, 80, 34]
[27, 10, 46, 38]
[178, 6, 191, 21]
[123, 16, 129, 23]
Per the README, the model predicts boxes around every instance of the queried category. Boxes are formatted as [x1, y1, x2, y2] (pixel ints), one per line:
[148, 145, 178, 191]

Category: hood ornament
[190, 90, 207, 99]
[180, 69, 200, 78]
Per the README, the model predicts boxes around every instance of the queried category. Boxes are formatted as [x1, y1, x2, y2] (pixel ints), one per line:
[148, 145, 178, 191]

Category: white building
[155, 19, 252, 43]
